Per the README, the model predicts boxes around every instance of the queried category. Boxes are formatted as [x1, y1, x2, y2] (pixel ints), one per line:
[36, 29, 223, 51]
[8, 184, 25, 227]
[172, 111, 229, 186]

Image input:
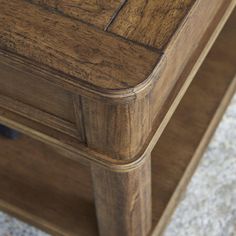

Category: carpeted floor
[164, 94, 236, 236]
[0, 93, 235, 236]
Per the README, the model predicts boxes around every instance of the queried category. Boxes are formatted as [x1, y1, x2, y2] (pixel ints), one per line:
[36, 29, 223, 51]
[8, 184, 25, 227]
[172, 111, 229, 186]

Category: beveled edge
[0, 109, 148, 172]
[0, 0, 233, 172]
[1, 0, 234, 103]
[0, 0, 235, 172]
[0, 0, 162, 97]
[0, 49, 165, 103]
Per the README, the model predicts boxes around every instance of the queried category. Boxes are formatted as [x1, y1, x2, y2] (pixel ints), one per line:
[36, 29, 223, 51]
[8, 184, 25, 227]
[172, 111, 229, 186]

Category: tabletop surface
[0, 0, 195, 91]
[0, 0, 234, 164]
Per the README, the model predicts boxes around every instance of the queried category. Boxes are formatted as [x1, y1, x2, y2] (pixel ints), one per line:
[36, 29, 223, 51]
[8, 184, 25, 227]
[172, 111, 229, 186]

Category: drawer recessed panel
[0, 62, 75, 123]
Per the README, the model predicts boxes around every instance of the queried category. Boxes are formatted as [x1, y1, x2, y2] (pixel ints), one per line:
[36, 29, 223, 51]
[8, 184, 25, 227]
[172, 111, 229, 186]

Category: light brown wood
[109, 0, 195, 49]
[0, 0, 159, 90]
[152, 10, 236, 234]
[0, 105, 145, 169]
[0, 107, 115, 168]
[0, 0, 235, 162]
[0, 8, 235, 235]
[0, 94, 78, 138]
[72, 95, 87, 142]
[0, 135, 97, 236]
[152, 74, 236, 235]
[0, 60, 75, 123]
[91, 155, 151, 236]
[80, 94, 151, 159]
[144, 0, 236, 159]
[30, 0, 126, 29]
[91, 157, 152, 236]
[69, 0, 235, 162]
[0, 0, 234, 162]
[149, 0, 235, 127]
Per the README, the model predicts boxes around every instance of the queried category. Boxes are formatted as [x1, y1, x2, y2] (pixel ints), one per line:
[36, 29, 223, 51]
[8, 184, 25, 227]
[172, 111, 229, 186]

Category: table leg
[91, 155, 152, 236]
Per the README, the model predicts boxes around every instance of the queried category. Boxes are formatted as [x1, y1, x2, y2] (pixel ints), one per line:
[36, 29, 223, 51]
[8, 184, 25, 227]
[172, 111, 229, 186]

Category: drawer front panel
[0, 62, 74, 122]
[0, 62, 82, 139]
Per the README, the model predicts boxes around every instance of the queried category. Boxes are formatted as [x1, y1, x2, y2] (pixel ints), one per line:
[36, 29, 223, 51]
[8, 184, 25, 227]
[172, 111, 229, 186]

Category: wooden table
[0, 1, 235, 235]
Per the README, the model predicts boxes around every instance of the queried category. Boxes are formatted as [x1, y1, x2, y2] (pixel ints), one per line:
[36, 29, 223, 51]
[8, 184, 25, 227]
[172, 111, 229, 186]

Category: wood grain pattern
[109, 0, 195, 49]
[152, 11, 236, 232]
[0, 95, 78, 138]
[0, 0, 159, 90]
[0, 0, 234, 162]
[30, 0, 126, 29]
[0, 0, 234, 164]
[0, 104, 152, 170]
[72, 95, 87, 142]
[152, 80, 236, 236]
[0, 60, 75, 123]
[0, 106, 110, 168]
[148, 0, 235, 152]
[81, 94, 151, 160]
[0, 17, 235, 233]
[0, 135, 97, 236]
[77, 0, 235, 160]
[91, 155, 151, 236]
[0, 2, 235, 236]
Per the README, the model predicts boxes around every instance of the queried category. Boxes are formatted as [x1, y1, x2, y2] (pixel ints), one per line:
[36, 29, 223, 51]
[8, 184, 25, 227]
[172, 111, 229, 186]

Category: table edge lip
[0, 48, 166, 101]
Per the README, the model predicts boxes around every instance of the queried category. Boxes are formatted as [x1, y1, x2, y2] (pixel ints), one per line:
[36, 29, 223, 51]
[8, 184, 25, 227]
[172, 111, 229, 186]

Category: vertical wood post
[91, 155, 152, 236]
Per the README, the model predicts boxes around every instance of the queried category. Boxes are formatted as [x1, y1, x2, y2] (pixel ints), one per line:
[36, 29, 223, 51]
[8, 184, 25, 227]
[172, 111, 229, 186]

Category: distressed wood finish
[30, 0, 126, 29]
[0, 11, 235, 233]
[0, 60, 75, 121]
[149, 0, 235, 116]
[98, 0, 236, 160]
[0, 0, 155, 157]
[0, 95, 78, 138]
[109, 0, 235, 152]
[145, 0, 236, 156]
[80, 94, 151, 159]
[0, 135, 98, 236]
[91, 155, 151, 236]
[0, 0, 234, 161]
[0, 0, 159, 90]
[109, 0, 195, 49]
[0, 1, 235, 236]
[152, 11, 236, 231]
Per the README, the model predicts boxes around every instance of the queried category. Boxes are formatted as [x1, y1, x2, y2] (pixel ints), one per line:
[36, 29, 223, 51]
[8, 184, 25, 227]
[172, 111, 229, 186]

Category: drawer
[0, 61, 79, 139]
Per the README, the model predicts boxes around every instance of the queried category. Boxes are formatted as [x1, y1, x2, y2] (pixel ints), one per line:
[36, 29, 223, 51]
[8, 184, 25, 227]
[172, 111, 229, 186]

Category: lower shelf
[0, 135, 98, 236]
[151, 9, 236, 233]
[0, 8, 235, 236]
